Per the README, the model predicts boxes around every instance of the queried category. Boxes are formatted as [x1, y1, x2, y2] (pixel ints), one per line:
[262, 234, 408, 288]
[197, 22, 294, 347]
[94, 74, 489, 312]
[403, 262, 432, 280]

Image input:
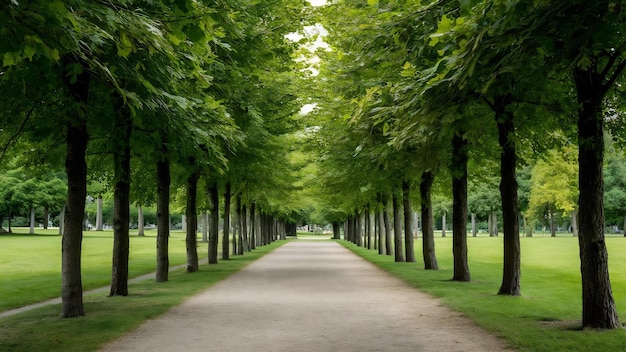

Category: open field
[342, 235, 626, 352]
[0, 228, 189, 311]
[0, 233, 287, 352]
[3, 231, 626, 351]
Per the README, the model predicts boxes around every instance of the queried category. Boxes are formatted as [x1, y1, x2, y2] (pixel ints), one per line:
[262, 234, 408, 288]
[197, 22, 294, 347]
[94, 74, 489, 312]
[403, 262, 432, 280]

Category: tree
[392, 192, 404, 262]
[420, 171, 438, 270]
[208, 181, 220, 264]
[451, 132, 470, 281]
[604, 145, 626, 235]
[402, 180, 415, 262]
[185, 162, 200, 273]
[527, 147, 578, 237]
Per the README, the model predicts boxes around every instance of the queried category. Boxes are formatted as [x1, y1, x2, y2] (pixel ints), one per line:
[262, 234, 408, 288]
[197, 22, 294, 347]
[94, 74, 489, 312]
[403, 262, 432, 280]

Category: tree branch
[0, 107, 35, 162]
[601, 57, 626, 98]
[600, 41, 626, 80]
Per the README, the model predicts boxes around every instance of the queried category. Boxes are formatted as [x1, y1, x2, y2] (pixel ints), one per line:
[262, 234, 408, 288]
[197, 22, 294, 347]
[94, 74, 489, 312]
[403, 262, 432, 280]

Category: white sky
[308, 0, 327, 6]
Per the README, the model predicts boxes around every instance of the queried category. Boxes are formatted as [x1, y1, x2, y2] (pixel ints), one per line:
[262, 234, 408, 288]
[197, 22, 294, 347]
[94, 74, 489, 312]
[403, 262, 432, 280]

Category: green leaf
[182, 23, 206, 43]
[65, 63, 84, 84]
[116, 32, 134, 58]
[576, 55, 593, 70]
[23, 45, 37, 61]
[2, 51, 21, 67]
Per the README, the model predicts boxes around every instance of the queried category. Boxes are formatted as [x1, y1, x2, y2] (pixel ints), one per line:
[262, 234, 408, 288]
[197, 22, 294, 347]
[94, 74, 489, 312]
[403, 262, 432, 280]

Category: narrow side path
[99, 241, 510, 352]
[0, 261, 201, 319]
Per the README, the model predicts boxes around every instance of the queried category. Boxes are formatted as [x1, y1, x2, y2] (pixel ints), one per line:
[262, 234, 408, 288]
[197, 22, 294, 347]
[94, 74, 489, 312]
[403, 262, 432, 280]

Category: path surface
[99, 241, 511, 352]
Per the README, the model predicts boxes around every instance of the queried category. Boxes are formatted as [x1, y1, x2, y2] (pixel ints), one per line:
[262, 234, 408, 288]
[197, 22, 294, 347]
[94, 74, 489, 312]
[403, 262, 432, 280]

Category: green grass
[341, 236, 626, 352]
[0, 228, 191, 311]
[0, 234, 287, 352]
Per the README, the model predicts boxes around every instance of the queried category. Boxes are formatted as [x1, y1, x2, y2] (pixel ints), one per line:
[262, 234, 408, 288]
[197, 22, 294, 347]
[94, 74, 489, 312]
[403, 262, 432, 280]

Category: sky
[308, 0, 327, 6]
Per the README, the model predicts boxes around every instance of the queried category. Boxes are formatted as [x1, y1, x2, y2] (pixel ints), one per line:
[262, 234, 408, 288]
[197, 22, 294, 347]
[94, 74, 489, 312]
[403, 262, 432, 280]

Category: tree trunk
[29, 205, 35, 234]
[549, 208, 556, 237]
[441, 212, 446, 237]
[61, 57, 90, 318]
[382, 194, 393, 256]
[332, 222, 341, 239]
[366, 205, 372, 249]
[488, 211, 493, 236]
[43, 206, 49, 230]
[524, 216, 533, 237]
[373, 209, 378, 250]
[393, 193, 404, 262]
[96, 196, 103, 231]
[451, 133, 470, 282]
[232, 200, 239, 256]
[413, 211, 422, 238]
[250, 202, 257, 249]
[137, 205, 145, 236]
[8, 206, 12, 233]
[403, 181, 415, 262]
[242, 203, 250, 252]
[222, 183, 231, 260]
[109, 103, 131, 296]
[208, 182, 219, 264]
[347, 216, 353, 243]
[420, 171, 438, 270]
[495, 97, 521, 295]
[155, 153, 170, 282]
[356, 212, 363, 247]
[236, 195, 244, 255]
[490, 211, 499, 237]
[471, 213, 477, 237]
[185, 167, 199, 273]
[574, 66, 619, 329]
[201, 210, 208, 242]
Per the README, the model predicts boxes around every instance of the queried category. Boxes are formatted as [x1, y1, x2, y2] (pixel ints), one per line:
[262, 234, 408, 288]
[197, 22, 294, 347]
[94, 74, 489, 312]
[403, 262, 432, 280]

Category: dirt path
[99, 241, 511, 352]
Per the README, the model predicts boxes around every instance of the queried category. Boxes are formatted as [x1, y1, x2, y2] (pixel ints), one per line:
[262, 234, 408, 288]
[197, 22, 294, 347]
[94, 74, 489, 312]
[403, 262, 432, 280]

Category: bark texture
[332, 222, 341, 240]
[242, 203, 250, 252]
[365, 206, 372, 250]
[208, 182, 219, 264]
[96, 197, 103, 231]
[109, 102, 131, 296]
[250, 202, 257, 249]
[451, 133, 470, 282]
[61, 118, 88, 317]
[137, 206, 145, 236]
[185, 168, 199, 272]
[392, 193, 404, 262]
[403, 181, 415, 262]
[382, 194, 393, 256]
[574, 66, 619, 329]
[420, 171, 438, 270]
[156, 156, 170, 282]
[61, 57, 90, 318]
[495, 96, 521, 296]
[222, 183, 231, 260]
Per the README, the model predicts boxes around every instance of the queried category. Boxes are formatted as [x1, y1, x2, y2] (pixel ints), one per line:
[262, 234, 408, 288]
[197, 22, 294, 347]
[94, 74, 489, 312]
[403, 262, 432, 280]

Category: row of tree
[0, 0, 315, 318]
[305, 0, 626, 329]
[5, 140, 626, 239]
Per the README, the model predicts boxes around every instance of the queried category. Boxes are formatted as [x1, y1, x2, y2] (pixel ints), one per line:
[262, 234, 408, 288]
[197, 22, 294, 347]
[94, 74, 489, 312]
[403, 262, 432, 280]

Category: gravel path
[99, 241, 511, 352]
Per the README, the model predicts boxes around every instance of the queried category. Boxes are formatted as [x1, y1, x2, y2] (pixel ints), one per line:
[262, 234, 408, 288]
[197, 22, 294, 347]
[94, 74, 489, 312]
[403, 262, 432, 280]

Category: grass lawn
[0, 228, 191, 312]
[0, 229, 287, 352]
[342, 234, 626, 352]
